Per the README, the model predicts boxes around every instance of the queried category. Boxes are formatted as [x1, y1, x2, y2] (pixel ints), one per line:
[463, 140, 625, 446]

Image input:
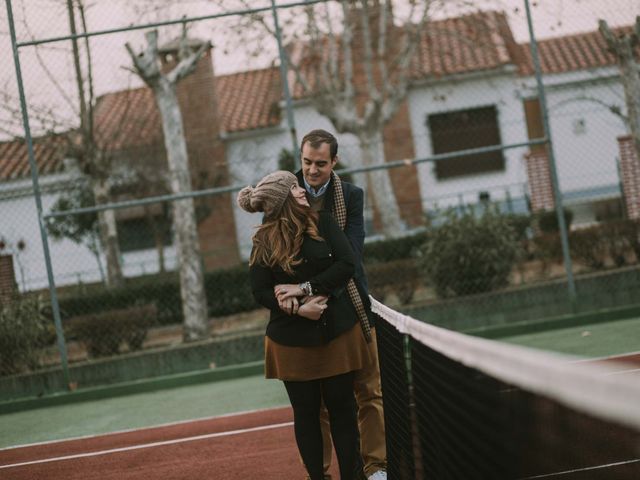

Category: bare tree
[126, 29, 209, 341]
[227, 0, 435, 236]
[599, 17, 640, 160]
[66, 0, 125, 288]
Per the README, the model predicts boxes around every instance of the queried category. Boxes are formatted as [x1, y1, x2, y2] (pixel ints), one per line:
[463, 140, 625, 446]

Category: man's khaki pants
[311, 329, 387, 479]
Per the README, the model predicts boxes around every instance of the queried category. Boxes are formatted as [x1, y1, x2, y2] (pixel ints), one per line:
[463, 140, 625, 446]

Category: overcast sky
[0, 0, 637, 139]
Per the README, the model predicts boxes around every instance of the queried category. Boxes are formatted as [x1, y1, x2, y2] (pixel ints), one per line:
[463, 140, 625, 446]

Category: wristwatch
[299, 281, 313, 296]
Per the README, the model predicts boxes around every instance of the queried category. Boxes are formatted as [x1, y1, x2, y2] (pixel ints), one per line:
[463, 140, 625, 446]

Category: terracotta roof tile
[3, 19, 637, 181]
[215, 67, 282, 134]
[0, 134, 68, 182]
[518, 26, 636, 75]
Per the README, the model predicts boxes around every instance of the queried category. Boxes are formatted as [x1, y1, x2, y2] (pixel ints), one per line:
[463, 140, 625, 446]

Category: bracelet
[298, 281, 313, 296]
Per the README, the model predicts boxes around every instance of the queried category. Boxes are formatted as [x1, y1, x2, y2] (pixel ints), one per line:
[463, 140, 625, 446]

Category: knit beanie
[237, 170, 298, 218]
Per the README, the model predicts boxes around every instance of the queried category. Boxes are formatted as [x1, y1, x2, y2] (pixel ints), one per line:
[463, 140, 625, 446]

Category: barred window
[428, 106, 505, 180]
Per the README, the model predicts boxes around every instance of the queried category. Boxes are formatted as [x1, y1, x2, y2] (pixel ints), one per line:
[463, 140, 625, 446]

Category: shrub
[569, 227, 607, 269]
[364, 231, 429, 264]
[532, 232, 563, 265]
[0, 295, 48, 374]
[419, 209, 521, 298]
[366, 258, 422, 304]
[605, 219, 640, 265]
[537, 208, 573, 233]
[67, 304, 157, 358]
[59, 265, 258, 327]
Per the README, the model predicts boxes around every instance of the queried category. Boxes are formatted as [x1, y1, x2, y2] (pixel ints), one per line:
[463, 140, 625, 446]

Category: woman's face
[291, 184, 309, 207]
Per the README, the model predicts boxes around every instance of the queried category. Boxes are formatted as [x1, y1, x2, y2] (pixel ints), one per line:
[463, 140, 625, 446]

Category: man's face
[301, 142, 337, 190]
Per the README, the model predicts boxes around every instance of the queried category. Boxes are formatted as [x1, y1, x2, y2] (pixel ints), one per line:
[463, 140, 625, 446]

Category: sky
[0, 0, 638, 139]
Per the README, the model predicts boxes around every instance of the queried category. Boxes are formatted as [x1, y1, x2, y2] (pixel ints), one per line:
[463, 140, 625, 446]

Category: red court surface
[0, 406, 339, 480]
[2, 354, 638, 480]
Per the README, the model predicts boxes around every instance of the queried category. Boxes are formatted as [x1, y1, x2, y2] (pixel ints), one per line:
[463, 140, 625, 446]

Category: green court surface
[501, 315, 640, 358]
[0, 374, 288, 449]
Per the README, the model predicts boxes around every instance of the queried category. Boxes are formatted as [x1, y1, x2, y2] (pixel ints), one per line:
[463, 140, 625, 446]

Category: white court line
[519, 458, 640, 478]
[604, 368, 640, 376]
[0, 405, 290, 451]
[0, 421, 293, 470]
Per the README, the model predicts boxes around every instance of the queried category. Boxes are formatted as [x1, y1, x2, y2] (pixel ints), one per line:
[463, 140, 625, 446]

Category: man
[296, 129, 387, 480]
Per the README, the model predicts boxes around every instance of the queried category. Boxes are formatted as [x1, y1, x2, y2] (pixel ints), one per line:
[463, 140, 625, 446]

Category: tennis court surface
[2, 301, 640, 479]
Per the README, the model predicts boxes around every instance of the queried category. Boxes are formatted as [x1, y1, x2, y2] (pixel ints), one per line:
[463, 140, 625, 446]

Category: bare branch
[598, 19, 618, 53]
[167, 40, 209, 84]
[340, 0, 355, 108]
[358, 0, 382, 108]
[126, 30, 161, 86]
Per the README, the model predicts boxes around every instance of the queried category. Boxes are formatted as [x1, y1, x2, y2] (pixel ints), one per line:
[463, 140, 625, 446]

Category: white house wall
[226, 129, 291, 260]
[407, 72, 530, 211]
[0, 176, 176, 291]
[543, 77, 626, 197]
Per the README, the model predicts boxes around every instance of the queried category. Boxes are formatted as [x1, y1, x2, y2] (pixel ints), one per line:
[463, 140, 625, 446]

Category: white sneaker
[367, 471, 387, 480]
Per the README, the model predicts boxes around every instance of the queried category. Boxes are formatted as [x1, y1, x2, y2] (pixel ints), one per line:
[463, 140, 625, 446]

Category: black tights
[284, 372, 359, 480]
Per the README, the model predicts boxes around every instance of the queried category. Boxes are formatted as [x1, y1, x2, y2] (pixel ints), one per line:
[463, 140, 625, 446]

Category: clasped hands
[274, 284, 328, 320]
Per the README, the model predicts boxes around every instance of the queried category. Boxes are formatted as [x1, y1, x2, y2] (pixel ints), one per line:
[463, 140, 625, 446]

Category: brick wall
[618, 135, 640, 220]
[160, 43, 240, 269]
[382, 101, 423, 228]
[0, 254, 17, 305]
[525, 150, 555, 212]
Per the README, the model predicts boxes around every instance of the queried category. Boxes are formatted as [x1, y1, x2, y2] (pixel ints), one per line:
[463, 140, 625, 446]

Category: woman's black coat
[249, 211, 357, 347]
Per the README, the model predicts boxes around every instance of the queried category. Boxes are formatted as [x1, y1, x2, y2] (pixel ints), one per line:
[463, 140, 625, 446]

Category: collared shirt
[303, 177, 331, 198]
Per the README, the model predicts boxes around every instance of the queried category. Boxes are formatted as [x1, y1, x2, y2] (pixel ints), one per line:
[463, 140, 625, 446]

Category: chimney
[159, 38, 240, 269]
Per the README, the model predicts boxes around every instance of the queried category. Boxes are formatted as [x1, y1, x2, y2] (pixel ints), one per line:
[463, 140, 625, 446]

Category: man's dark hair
[300, 129, 338, 159]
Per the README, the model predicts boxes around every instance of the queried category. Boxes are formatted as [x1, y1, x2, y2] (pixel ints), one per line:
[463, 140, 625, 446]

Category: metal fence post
[524, 0, 577, 308]
[5, 0, 72, 388]
[271, 0, 299, 159]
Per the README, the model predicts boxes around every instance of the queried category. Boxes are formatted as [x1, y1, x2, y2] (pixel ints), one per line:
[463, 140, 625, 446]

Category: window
[116, 205, 172, 253]
[428, 106, 505, 180]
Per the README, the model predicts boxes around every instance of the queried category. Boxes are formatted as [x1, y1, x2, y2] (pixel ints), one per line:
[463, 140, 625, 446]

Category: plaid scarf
[331, 171, 372, 343]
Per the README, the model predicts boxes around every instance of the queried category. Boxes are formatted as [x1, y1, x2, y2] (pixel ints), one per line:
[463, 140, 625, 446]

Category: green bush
[419, 209, 521, 298]
[58, 265, 258, 327]
[0, 295, 48, 374]
[366, 258, 422, 304]
[569, 227, 607, 269]
[537, 208, 573, 233]
[364, 231, 429, 263]
[605, 219, 640, 265]
[569, 220, 640, 269]
[67, 304, 157, 358]
[532, 232, 563, 265]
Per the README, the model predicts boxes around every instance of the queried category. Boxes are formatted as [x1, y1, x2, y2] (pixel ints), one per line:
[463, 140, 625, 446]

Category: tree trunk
[599, 19, 640, 163]
[154, 81, 209, 341]
[618, 48, 640, 161]
[93, 178, 124, 287]
[357, 129, 404, 237]
[144, 204, 167, 274]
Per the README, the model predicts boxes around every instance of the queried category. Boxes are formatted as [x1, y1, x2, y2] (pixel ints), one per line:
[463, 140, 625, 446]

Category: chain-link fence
[1, 0, 639, 399]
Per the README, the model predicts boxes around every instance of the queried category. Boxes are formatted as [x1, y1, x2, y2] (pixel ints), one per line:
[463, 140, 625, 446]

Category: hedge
[59, 265, 257, 326]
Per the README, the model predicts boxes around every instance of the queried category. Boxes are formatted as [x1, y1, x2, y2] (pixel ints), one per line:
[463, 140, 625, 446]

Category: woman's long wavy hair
[250, 194, 323, 274]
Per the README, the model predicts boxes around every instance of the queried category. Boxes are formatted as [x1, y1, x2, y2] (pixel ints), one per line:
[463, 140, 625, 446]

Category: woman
[237, 170, 370, 480]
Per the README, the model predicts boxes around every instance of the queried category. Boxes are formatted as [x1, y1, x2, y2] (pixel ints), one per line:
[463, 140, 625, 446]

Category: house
[1, 11, 638, 291]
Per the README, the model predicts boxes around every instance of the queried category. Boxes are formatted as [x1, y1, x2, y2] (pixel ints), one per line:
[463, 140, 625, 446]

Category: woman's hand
[274, 284, 303, 301]
[297, 295, 328, 321]
[274, 284, 303, 315]
[279, 296, 299, 316]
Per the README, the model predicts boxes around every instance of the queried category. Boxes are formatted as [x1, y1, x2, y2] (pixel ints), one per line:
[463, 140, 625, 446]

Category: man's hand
[297, 295, 328, 321]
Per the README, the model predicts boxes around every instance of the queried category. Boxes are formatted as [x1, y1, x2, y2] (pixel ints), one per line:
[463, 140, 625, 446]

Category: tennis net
[372, 298, 640, 480]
